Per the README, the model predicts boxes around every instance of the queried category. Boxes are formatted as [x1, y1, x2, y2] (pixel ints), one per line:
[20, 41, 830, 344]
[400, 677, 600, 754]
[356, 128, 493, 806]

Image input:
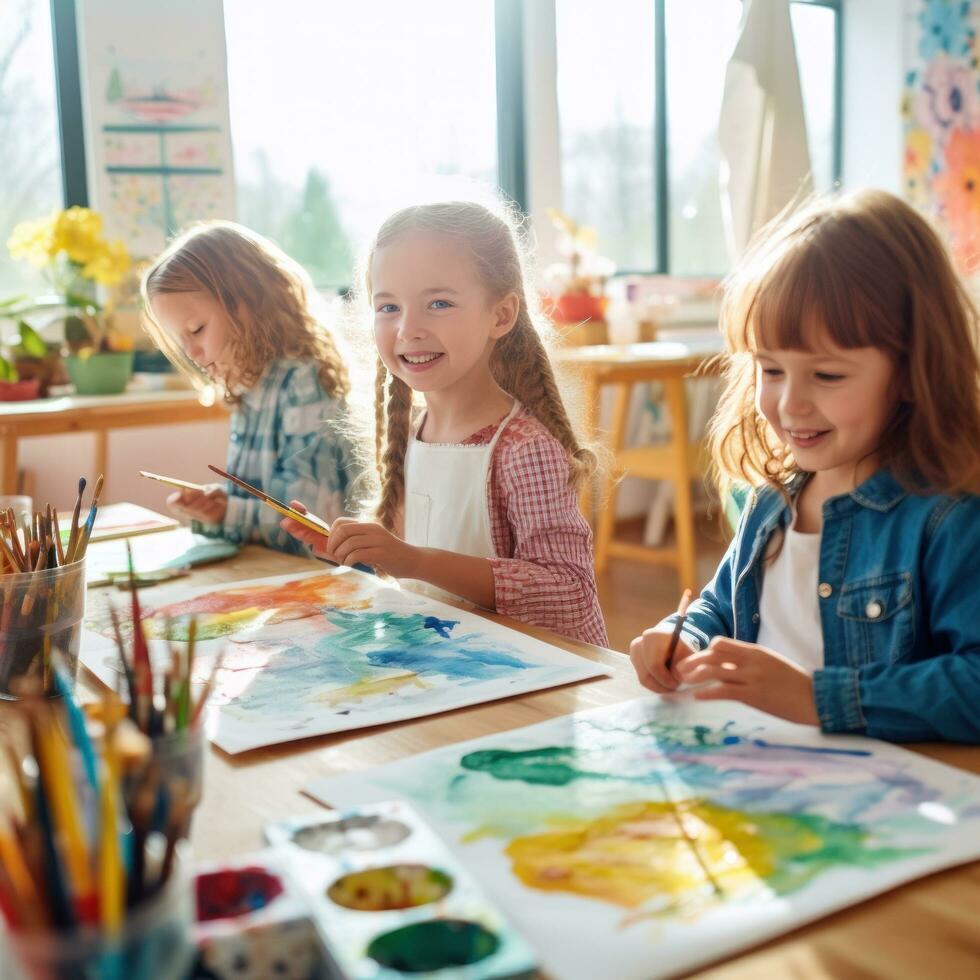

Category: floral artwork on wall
[904, 0, 980, 272]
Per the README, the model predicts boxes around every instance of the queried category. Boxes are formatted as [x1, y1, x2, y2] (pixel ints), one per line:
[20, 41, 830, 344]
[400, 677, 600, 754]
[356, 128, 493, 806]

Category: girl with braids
[281, 201, 608, 646]
[142, 221, 358, 556]
[630, 190, 980, 742]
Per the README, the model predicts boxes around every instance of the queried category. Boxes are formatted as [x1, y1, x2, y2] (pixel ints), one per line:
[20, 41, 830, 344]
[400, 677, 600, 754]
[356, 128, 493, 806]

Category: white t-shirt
[756, 517, 824, 674]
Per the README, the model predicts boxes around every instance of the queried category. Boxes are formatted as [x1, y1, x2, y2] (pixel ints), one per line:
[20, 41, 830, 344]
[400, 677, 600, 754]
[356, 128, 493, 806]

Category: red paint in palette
[196, 867, 284, 922]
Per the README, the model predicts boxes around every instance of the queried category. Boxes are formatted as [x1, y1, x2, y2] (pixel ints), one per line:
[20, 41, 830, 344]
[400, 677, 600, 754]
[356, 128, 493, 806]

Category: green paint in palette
[367, 919, 501, 973]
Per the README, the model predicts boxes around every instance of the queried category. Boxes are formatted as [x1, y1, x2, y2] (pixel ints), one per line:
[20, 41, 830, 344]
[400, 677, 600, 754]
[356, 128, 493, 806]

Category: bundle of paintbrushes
[76, 544, 219, 854]
[0, 476, 103, 699]
[0, 664, 195, 979]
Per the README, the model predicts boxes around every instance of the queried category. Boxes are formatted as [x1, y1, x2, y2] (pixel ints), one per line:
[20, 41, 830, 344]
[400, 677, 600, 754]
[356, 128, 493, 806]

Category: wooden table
[0, 389, 227, 494]
[558, 340, 723, 591]
[69, 544, 980, 979]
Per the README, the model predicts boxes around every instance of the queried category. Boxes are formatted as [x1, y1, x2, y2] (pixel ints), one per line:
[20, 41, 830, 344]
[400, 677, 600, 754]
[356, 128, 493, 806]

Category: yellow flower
[82, 239, 130, 285]
[6, 212, 59, 267]
[53, 206, 105, 265]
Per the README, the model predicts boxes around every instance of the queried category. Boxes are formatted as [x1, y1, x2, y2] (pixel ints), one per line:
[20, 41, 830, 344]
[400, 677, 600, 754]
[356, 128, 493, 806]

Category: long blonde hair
[141, 221, 350, 404]
[710, 189, 980, 500]
[365, 201, 596, 530]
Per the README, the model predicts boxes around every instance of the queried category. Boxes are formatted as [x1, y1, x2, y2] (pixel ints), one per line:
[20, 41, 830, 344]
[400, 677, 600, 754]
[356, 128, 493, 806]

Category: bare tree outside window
[0, 0, 64, 298]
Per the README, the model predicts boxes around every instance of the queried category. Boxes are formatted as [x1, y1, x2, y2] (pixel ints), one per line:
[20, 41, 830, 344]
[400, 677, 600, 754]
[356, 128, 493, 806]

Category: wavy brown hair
[141, 221, 350, 404]
[364, 201, 597, 530]
[710, 189, 980, 500]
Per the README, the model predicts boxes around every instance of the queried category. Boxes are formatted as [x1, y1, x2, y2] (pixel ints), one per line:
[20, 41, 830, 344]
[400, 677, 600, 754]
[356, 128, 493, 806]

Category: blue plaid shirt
[194, 359, 358, 555]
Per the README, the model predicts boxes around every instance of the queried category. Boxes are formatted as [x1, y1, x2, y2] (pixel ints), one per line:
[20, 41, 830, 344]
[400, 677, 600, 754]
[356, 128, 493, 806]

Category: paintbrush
[66, 478, 86, 563]
[207, 464, 333, 536]
[664, 588, 694, 671]
[138, 470, 207, 493]
[74, 473, 105, 561]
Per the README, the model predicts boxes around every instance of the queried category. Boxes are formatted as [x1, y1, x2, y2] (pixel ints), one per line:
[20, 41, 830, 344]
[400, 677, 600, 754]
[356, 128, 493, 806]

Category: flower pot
[66, 351, 134, 395]
[552, 292, 608, 324]
[0, 378, 41, 402]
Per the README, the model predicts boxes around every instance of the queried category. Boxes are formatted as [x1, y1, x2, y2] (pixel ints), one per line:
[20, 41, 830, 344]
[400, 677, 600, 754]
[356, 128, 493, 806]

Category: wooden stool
[558, 341, 722, 592]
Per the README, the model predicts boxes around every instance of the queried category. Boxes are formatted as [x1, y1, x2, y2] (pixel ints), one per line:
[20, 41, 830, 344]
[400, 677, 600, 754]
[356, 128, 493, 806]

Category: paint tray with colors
[265, 801, 537, 979]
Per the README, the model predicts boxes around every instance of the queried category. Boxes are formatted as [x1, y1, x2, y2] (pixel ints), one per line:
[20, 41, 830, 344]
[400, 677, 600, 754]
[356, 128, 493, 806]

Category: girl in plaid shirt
[282, 202, 608, 647]
[141, 222, 357, 556]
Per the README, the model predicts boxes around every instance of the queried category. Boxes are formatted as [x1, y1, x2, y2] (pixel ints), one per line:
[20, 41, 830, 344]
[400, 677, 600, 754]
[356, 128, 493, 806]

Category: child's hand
[675, 637, 819, 725]
[629, 626, 699, 693]
[167, 484, 227, 524]
[279, 500, 331, 557]
[320, 517, 421, 577]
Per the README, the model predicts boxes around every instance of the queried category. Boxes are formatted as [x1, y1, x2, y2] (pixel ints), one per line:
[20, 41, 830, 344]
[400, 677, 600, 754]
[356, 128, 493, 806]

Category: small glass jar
[0, 557, 86, 699]
[1, 848, 194, 980]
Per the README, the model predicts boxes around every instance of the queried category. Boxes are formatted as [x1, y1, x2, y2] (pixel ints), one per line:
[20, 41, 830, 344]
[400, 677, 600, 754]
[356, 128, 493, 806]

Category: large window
[0, 0, 66, 297]
[224, 0, 498, 290]
[557, 0, 841, 276]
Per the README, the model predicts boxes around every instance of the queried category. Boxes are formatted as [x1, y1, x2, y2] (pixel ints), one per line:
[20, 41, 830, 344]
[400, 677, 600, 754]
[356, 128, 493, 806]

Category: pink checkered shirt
[460, 408, 608, 648]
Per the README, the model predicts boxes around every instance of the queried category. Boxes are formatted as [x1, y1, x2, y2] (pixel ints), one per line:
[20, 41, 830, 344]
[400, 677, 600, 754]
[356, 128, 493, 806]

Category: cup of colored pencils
[0, 668, 195, 980]
[0, 477, 102, 699]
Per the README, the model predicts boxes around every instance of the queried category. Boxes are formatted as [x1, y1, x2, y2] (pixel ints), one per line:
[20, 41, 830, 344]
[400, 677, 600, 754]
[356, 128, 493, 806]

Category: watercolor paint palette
[264, 802, 537, 980]
[192, 849, 323, 979]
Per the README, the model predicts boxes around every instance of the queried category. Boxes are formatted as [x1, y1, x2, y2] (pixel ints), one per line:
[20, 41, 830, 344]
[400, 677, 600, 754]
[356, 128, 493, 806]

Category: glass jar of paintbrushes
[90, 551, 220, 842]
[0, 476, 103, 699]
[0, 665, 196, 980]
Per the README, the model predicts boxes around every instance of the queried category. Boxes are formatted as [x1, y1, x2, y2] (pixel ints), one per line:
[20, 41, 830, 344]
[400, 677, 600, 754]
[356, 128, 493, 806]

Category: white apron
[402, 400, 521, 602]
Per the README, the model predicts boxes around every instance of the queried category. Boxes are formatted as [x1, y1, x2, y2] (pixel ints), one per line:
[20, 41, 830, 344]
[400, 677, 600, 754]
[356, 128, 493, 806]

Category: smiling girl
[141, 222, 357, 555]
[281, 201, 608, 647]
[629, 190, 980, 742]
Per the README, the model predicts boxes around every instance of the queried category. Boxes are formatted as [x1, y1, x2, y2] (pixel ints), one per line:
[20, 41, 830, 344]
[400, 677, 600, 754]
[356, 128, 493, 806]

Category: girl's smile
[755, 335, 899, 492]
[398, 349, 445, 372]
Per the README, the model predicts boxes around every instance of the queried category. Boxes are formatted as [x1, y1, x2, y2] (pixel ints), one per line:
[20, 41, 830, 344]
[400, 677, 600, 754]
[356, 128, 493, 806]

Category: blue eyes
[376, 299, 454, 314]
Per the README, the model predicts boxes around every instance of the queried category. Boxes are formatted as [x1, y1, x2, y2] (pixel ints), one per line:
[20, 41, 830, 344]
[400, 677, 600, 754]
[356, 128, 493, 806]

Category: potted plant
[543, 208, 616, 344]
[0, 351, 41, 402]
[3, 207, 134, 395]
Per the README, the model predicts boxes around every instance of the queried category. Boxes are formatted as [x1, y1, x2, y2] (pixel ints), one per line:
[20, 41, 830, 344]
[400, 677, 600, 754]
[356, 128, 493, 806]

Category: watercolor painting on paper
[80, 569, 607, 753]
[306, 699, 980, 980]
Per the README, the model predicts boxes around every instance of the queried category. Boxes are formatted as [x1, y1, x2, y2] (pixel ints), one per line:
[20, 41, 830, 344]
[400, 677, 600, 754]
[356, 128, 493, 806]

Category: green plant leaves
[13, 320, 47, 358]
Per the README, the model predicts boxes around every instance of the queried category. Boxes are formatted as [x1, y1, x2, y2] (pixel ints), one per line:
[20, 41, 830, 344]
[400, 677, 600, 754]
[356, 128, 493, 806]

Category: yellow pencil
[99, 736, 124, 932]
[36, 714, 96, 924]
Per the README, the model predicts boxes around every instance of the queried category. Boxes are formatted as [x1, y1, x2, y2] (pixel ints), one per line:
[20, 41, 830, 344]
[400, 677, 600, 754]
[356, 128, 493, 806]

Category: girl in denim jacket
[629, 190, 980, 743]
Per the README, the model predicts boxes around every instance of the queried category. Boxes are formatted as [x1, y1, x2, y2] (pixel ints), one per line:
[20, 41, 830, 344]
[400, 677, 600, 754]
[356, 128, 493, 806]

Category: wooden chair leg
[664, 377, 697, 591]
[594, 382, 631, 574]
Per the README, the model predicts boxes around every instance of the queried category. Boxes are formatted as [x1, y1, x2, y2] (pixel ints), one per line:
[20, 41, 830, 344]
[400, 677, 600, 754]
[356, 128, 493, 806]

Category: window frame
[50, 0, 87, 207]
[49, 0, 842, 275]
[519, 0, 844, 275]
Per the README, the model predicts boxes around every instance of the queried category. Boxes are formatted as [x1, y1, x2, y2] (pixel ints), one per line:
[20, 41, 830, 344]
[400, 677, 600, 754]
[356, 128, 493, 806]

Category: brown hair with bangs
[141, 221, 350, 405]
[710, 189, 980, 499]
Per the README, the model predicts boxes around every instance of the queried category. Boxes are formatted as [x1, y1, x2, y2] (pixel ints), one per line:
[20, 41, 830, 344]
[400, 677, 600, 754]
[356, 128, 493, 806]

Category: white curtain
[718, 0, 813, 260]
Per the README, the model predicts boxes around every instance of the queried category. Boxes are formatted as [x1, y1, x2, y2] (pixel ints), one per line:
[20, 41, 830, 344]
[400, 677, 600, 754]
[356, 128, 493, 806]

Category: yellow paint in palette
[265, 801, 537, 978]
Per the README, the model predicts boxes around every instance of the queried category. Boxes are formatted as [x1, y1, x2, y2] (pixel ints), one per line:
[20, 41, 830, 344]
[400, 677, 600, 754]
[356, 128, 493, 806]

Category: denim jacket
[667, 470, 980, 743]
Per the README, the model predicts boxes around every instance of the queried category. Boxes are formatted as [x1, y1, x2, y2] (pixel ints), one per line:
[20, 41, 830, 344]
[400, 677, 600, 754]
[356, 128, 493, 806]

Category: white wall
[840, 0, 907, 192]
[20, 420, 230, 513]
